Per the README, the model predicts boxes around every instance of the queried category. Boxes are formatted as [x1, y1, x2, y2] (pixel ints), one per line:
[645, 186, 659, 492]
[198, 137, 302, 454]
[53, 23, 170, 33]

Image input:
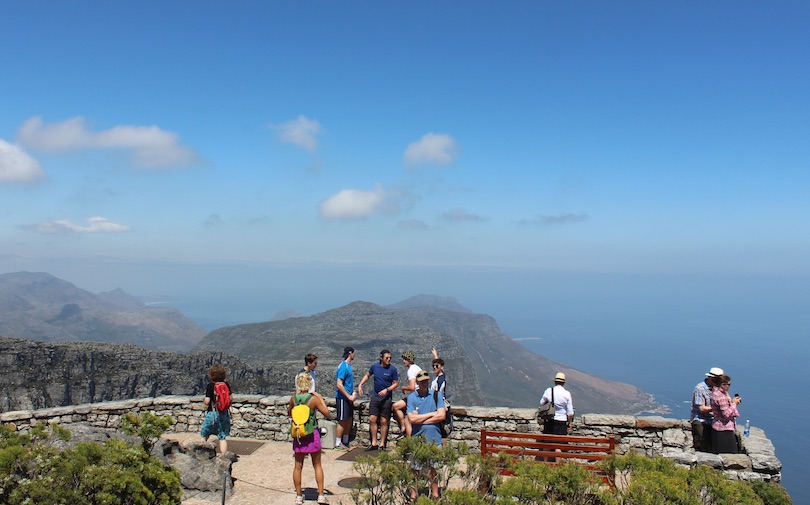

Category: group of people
[198, 359, 742, 503]
[289, 347, 449, 503]
[691, 366, 743, 454]
[198, 347, 449, 504]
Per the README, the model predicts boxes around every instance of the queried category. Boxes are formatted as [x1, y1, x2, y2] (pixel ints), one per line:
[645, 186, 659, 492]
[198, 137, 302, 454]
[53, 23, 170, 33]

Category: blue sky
[1, 1, 809, 299]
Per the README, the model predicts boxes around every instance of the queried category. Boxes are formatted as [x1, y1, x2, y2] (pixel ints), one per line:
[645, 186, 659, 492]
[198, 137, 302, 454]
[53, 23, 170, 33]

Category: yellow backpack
[291, 394, 314, 438]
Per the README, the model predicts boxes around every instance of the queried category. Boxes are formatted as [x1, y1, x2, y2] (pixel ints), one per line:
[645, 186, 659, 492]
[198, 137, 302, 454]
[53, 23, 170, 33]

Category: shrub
[347, 439, 793, 505]
[0, 423, 181, 505]
[121, 411, 174, 452]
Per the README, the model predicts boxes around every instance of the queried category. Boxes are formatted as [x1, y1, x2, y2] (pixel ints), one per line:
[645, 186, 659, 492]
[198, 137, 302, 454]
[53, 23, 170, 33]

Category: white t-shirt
[407, 364, 422, 382]
[540, 384, 573, 421]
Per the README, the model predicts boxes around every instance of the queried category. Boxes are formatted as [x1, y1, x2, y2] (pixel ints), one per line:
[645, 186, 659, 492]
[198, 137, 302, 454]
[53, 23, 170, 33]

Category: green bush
[749, 480, 793, 505]
[0, 423, 181, 505]
[121, 411, 174, 452]
[347, 439, 793, 505]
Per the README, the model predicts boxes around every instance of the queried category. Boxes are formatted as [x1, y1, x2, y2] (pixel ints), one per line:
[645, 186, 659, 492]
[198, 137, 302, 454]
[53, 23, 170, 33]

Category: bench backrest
[480, 428, 615, 473]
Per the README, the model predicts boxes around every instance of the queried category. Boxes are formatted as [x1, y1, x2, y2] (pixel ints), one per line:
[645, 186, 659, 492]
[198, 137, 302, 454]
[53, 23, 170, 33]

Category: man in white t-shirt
[539, 372, 574, 435]
[393, 350, 422, 437]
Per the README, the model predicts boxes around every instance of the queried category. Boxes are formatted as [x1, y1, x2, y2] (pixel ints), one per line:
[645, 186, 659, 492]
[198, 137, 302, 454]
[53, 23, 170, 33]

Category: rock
[164, 440, 235, 496]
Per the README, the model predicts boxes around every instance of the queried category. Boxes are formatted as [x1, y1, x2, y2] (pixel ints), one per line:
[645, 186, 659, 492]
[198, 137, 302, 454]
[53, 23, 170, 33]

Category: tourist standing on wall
[296, 353, 318, 393]
[393, 350, 422, 437]
[200, 364, 231, 454]
[357, 349, 399, 451]
[691, 366, 723, 452]
[539, 372, 574, 435]
[429, 347, 452, 444]
[429, 347, 447, 397]
[334, 346, 357, 450]
[289, 372, 332, 505]
[710, 374, 741, 454]
[406, 369, 446, 501]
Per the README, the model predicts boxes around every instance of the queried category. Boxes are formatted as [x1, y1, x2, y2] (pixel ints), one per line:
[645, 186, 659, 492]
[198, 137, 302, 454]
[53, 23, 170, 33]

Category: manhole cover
[337, 477, 364, 489]
[227, 440, 264, 455]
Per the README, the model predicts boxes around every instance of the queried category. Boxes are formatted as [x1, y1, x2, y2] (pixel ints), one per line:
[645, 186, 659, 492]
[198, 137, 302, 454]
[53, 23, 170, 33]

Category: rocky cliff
[0, 337, 295, 412]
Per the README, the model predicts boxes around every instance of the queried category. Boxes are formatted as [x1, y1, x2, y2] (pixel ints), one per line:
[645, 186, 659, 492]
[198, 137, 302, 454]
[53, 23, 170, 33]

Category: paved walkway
[166, 433, 366, 505]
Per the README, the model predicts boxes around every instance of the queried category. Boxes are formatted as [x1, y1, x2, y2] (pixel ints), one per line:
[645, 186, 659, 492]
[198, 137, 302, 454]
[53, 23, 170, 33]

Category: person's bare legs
[393, 400, 411, 436]
[369, 415, 379, 446]
[312, 451, 325, 496]
[429, 467, 439, 499]
[337, 418, 351, 445]
[379, 416, 390, 447]
[293, 453, 306, 496]
[219, 439, 228, 454]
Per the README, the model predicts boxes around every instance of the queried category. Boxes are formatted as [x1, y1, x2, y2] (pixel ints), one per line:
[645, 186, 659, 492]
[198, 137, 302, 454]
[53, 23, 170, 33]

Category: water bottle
[744, 420, 750, 437]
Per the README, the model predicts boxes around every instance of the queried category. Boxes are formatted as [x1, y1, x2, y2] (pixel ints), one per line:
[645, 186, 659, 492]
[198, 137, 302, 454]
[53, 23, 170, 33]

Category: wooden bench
[480, 428, 616, 483]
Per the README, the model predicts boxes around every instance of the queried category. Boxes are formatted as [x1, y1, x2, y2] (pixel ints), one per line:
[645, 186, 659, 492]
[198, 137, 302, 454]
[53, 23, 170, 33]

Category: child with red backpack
[201, 364, 232, 454]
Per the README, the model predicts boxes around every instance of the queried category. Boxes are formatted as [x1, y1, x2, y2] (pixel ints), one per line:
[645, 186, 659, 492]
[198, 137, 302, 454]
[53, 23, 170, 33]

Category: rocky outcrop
[0, 337, 297, 412]
[51, 423, 236, 501]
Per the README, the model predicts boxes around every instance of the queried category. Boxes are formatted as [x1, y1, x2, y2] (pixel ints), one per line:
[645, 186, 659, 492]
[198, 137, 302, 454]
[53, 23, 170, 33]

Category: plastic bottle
[744, 419, 750, 437]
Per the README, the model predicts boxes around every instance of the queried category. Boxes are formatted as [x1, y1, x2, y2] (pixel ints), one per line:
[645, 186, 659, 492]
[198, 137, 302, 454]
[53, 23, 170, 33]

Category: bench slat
[480, 427, 616, 485]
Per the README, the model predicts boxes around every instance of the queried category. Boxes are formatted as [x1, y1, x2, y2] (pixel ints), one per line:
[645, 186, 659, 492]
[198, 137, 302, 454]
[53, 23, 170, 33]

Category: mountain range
[0, 272, 658, 415]
[0, 271, 205, 353]
[194, 296, 657, 413]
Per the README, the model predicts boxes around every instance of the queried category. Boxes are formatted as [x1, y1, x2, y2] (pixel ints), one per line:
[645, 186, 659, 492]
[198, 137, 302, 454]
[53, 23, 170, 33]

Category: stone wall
[1, 395, 781, 483]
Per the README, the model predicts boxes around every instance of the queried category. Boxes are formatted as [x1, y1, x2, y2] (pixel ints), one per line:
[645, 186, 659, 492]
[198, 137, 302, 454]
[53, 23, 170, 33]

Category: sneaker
[317, 495, 330, 504]
[294, 496, 304, 505]
[348, 440, 361, 448]
[365, 445, 379, 451]
[333, 444, 350, 451]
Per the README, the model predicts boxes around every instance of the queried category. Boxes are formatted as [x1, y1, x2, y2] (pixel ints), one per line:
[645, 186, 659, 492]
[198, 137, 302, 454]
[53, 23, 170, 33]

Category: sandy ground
[166, 433, 365, 505]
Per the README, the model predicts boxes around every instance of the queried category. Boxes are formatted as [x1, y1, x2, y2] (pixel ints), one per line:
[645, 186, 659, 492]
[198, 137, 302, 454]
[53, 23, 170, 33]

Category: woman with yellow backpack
[288, 372, 332, 504]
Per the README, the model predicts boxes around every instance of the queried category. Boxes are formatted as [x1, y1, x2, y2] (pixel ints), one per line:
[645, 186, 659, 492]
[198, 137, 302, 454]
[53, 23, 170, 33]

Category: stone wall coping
[0, 394, 781, 483]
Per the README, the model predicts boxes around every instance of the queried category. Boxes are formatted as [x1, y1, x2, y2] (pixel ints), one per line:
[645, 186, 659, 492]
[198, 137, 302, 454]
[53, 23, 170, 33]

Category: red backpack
[213, 381, 231, 412]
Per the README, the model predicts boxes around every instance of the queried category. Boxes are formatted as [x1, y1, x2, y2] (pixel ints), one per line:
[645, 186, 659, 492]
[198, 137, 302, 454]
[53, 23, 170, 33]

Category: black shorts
[336, 398, 354, 421]
[369, 394, 393, 418]
[544, 419, 568, 435]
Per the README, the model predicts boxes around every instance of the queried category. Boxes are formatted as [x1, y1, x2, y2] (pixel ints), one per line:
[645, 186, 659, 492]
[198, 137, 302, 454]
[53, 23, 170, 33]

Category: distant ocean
[169, 272, 808, 503]
[504, 314, 807, 504]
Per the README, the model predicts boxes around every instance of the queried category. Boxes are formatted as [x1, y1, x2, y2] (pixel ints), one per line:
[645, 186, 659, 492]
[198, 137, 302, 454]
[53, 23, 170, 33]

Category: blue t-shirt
[336, 361, 354, 400]
[367, 362, 399, 395]
[406, 389, 445, 446]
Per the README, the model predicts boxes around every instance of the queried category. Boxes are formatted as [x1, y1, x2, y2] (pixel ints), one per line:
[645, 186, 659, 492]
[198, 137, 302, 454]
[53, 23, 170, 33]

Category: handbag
[536, 386, 556, 423]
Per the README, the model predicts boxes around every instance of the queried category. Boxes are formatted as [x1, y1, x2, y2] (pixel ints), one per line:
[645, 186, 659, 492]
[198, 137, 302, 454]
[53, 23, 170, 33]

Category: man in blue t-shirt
[334, 346, 357, 450]
[357, 349, 399, 450]
[406, 369, 446, 500]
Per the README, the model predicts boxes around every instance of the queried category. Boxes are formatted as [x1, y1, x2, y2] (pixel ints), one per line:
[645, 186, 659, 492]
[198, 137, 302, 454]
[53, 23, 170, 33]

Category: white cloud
[16, 116, 199, 168]
[0, 140, 46, 184]
[22, 216, 133, 234]
[397, 219, 429, 230]
[272, 115, 322, 151]
[440, 208, 485, 222]
[319, 184, 387, 220]
[403, 132, 459, 167]
[519, 213, 589, 226]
